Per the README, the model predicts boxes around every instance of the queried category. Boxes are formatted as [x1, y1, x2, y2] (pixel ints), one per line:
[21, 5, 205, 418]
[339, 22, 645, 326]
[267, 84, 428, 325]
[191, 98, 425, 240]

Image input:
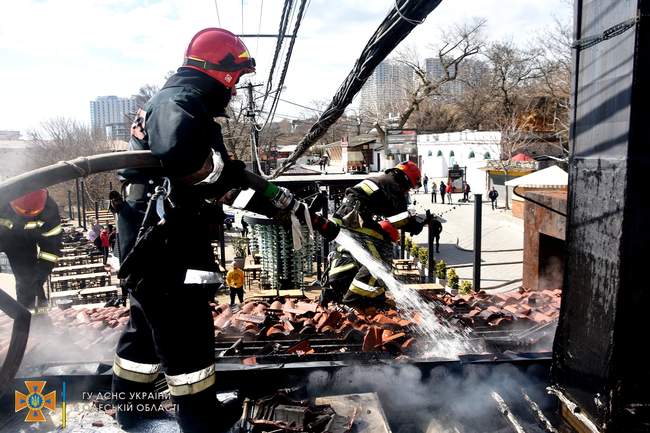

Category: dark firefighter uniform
[322, 170, 425, 307]
[0, 190, 62, 309]
[112, 30, 296, 433]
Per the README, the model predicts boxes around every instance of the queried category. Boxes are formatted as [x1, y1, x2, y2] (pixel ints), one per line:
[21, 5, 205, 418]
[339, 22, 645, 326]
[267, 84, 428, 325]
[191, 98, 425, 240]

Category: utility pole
[473, 194, 482, 292]
[245, 82, 261, 175]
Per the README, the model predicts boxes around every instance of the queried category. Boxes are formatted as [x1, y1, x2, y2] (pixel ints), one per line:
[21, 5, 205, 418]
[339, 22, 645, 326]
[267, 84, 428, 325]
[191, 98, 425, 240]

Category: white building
[90, 95, 137, 140]
[417, 130, 501, 194]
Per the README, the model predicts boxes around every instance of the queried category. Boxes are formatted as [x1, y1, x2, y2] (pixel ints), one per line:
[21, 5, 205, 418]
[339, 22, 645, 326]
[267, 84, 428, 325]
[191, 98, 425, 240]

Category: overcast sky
[0, 0, 571, 135]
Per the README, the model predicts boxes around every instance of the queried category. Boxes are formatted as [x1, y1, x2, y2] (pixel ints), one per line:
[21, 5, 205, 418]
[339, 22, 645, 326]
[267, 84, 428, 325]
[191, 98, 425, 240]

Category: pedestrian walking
[439, 181, 446, 204]
[99, 228, 110, 265]
[446, 183, 453, 204]
[226, 261, 245, 305]
[423, 175, 429, 194]
[488, 187, 499, 210]
[463, 182, 471, 202]
[430, 216, 442, 253]
[431, 181, 437, 203]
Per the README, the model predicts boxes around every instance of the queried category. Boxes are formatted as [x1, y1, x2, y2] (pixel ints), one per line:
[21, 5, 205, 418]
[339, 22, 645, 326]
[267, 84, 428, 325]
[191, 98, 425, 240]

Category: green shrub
[435, 260, 447, 279]
[418, 249, 429, 267]
[460, 280, 472, 294]
[404, 236, 412, 250]
[447, 268, 459, 290]
[232, 237, 248, 257]
[410, 244, 419, 259]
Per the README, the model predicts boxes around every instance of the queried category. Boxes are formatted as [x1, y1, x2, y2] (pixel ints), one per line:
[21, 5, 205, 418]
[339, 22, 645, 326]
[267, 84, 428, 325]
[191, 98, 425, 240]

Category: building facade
[359, 60, 414, 116]
[417, 130, 501, 195]
[89, 95, 136, 141]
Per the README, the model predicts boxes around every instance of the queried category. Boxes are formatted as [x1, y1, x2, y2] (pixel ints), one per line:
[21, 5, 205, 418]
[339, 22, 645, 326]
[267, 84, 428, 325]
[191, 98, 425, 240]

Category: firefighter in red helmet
[0, 189, 62, 309]
[321, 160, 429, 307]
[112, 28, 304, 433]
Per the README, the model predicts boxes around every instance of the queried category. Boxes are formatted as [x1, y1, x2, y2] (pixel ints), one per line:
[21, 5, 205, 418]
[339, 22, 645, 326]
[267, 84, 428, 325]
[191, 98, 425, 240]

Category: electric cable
[271, 0, 442, 178]
[255, 0, 264, 55]
[214, 0, 221, 26]
[257, 0, 308, 132]
[259, 0, 294, 111]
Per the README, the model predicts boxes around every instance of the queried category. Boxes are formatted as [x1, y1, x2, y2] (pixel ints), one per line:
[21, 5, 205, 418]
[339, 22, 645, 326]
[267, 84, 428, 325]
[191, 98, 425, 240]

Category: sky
[0, 0, 571, 136]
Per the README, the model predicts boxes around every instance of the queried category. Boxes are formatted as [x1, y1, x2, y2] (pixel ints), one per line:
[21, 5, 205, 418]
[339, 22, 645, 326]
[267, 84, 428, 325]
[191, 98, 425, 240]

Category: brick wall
[522, 189, 567, 290]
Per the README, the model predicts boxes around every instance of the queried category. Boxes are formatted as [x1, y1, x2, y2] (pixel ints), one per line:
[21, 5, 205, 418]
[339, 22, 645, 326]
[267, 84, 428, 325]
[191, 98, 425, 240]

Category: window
[427, 151, 433, 156]
[436, 150, 443, 157]
[449, 150, 455, 157]
[484, 151, 492, 159]
[469, 151, 475, 158]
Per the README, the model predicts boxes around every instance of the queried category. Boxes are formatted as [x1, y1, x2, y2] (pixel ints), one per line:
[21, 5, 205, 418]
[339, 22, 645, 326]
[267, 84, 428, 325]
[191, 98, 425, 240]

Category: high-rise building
[89, 95, 137, 141]
[424, 58, 464, 97]
[359, 60, 414, 117]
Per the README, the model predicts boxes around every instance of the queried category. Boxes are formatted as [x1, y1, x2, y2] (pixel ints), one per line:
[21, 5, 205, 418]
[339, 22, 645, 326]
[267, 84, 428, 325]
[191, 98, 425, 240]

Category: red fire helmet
[10, 189, 48, 217]
[395, 161, 422, 189]
[183, 28, 256, 92]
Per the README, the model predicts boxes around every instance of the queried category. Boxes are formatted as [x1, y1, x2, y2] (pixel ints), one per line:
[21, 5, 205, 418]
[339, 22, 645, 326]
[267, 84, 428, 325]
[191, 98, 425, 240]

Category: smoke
[538, 255, 564, 291]
[16, 313, 118, 376]
[307, 363, 555, 433]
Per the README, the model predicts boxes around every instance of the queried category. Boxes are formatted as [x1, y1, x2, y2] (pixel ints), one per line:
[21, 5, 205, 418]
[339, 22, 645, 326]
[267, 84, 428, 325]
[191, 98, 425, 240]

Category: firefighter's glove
[271, 186, 294, 210]
[196, 150, 225, 185]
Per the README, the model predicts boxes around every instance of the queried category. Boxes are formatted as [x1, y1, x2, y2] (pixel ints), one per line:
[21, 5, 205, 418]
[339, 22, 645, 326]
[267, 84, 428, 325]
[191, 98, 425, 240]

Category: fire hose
[0, 151, 339, 391]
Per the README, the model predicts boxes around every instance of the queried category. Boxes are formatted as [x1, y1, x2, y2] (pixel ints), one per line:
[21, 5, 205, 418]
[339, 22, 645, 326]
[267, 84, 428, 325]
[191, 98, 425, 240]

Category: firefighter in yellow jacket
[322, 161, 427, 307]
[226, 261, 245, 305]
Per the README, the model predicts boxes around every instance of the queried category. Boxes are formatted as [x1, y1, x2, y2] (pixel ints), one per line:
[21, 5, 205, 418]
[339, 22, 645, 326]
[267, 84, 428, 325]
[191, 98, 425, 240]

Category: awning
[504, 165, 568, 188]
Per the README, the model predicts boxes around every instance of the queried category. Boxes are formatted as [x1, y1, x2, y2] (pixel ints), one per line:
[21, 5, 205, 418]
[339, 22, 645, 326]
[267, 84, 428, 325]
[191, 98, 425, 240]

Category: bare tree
[493, 113, 537, 209]
[533, 16, 572, 151]
[27, 118, 119, 211]
[484, 41, 544, 121]
[220, 97, 252, 161]
[134, 84, 160, 108]
[396, 18, 486, 129]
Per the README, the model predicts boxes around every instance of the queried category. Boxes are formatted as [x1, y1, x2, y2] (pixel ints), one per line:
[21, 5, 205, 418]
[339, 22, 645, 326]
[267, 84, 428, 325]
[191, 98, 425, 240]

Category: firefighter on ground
[112, 28, 306, 433]
[321, 161, 428, 307]
[0, 189, 62, 309]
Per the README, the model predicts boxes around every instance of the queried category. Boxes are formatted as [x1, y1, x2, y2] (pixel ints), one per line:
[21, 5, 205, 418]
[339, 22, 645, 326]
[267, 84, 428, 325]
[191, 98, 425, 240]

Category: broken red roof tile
[401, 338, 416, 351]
[489, 317, 512, 327]
[296, 301, 318, 313]
[362, 327, 383, 352]
[287, 339, 315, 355]
[266, 324, 285, 337]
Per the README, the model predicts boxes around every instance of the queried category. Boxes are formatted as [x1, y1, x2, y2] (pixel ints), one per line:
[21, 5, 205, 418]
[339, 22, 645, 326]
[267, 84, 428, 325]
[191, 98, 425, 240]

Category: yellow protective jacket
[226, 268, 244, 288]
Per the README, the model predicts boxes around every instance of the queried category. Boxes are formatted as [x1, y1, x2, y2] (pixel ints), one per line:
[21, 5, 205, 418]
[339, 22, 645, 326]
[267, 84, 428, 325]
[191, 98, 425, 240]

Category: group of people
[420, 177, 500, 209]
[86, 219, 117, 264]
[427, 180, 457, 204]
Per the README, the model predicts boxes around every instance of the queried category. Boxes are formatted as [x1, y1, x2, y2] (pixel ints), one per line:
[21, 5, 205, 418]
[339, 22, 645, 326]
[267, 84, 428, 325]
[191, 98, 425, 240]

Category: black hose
[271, 0, 443, 178]
[512, 185, 567, 217]
[0, 151, 160, 205]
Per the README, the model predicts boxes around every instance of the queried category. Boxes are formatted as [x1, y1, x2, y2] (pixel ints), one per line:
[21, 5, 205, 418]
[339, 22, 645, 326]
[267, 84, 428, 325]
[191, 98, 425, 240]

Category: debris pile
[238, 392, 354, 433]
[211, 298, 419, 360]
[48, 305, 130, 333]
[421, 288, 561, 328]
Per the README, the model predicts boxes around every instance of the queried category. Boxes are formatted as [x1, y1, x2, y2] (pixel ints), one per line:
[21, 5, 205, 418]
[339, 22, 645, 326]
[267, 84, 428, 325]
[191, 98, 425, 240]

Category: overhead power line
[255, 0, 264, 54]
[271, 0, 443, 178]
[257, 0, 308, 132]
[213, 0, 221, 26]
